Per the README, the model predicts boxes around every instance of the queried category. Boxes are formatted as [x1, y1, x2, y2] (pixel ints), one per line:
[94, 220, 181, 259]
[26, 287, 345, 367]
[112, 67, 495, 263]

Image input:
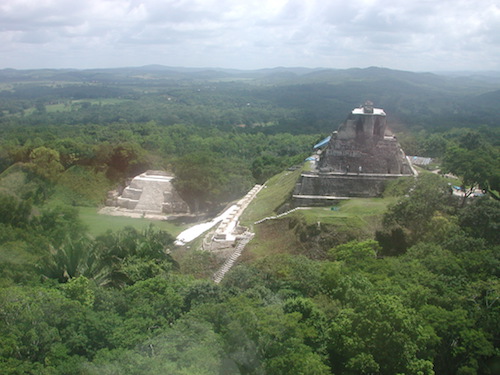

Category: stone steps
[107, 171, 189, 215]
[212, 232, 254, 284]
[134, 181, 166, 213]
[212, 184, 263, 240]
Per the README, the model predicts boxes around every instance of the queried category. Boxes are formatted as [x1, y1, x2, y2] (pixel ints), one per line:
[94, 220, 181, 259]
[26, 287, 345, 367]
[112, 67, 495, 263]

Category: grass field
[243, 197, 395, 261]
[45, 98, 132, 113]
[299, 197, 396, 226]
[240, 165, 306, 226]
[241, 219, 304, 261]
[240, 163, 397, 261]
[78, 207, 189, 238]
[240, 161, 393, 227]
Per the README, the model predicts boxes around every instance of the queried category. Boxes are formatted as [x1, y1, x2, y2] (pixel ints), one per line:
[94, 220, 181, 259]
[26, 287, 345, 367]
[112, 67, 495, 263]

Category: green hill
[240, 165, 397, 261]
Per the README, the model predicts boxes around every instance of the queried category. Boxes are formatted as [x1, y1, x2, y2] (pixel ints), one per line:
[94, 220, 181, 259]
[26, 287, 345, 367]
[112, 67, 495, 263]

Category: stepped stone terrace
[103, 170, 190, 218]
[294, 101, 416, 205]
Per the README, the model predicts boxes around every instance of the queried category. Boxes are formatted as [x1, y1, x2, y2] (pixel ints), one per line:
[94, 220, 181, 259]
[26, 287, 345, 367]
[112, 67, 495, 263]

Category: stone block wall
[162, 189, 190, 214]
[117, 196, 139, 209]
[319, 136, 411, 175]
[295, 173, 411, 198]
[106, 170, 190, 214]
[294, 103, 415, 204]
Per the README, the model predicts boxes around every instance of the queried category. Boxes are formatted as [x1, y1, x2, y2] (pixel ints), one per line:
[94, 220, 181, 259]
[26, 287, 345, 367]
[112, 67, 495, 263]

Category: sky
[1, 0, 499, 72]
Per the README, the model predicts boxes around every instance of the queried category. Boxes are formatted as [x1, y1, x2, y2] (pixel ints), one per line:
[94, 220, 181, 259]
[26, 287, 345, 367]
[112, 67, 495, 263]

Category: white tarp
[174, 205, 237, 245]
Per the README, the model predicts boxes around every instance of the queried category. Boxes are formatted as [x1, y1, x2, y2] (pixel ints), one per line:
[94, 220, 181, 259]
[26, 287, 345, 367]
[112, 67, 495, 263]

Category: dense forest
[0, 66, 499, 374]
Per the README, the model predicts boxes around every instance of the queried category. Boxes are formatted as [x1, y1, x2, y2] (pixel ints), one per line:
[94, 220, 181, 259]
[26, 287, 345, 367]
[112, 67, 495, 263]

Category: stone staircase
[111, 171, 189, 215]
[209, 185, 265, 283]
[134, 178, 169, 214]
[212, 232, 254, 284]
[213, 184, 263, 241]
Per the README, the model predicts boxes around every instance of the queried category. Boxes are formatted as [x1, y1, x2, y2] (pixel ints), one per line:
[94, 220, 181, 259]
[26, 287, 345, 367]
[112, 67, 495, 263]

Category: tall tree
[442, 138, 500, 204]
[27, 146, 64, 182]
[328, 293, 435, 375]
[173, 151, 231, 212]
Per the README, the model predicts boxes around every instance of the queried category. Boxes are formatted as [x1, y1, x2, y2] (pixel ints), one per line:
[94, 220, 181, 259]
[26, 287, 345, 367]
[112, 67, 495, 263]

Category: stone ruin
[293, 101, 416, 205]
[105, 170, 190, 217]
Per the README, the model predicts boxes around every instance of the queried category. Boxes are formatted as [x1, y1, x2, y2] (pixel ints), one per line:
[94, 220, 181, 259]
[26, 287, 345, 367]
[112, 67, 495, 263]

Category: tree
[458, 196, 500, 245]
[0, 193, 32, 228]
[31, 205, 87, 246]
[92, 141, 150, 180]
[251, 254, 323, 297]
[112, 276, 185, 348]
[378, 173, 454, 253]
[0, 286, 90, 369]
[34, 99, 46, 114]
[283, 297, 329, 354]
[418, 132, 449, 158]
[27, 146, 64, 182]
[39, 236, 97, 283]
[60, 275, 95, 307]
[442, 144, 500, 205]
[328, 240, 379, 265]
[52, 138, 95, 168]
[328, 294, 436, 375]
[421, 304, 495, 375]
[87, 320, 226, 375]
[172, 151, 230, 212]
[94, 226, 177, 286]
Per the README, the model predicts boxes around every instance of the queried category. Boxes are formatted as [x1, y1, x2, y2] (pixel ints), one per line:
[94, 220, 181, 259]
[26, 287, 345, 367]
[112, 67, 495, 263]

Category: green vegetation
[77, 207, 188, 237]
[240, 166, 305, 226]
[300, 198, 395, 225]
[244, 198, 395, 262]
[442, 130, 500, 202]
[240, 164, 396, 261]
[0, 66, 499, 374]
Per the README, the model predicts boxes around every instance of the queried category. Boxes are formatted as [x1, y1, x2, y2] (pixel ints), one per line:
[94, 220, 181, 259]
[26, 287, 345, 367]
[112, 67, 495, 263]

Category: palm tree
[39, 235, 96, 283]
[39, 225, 177, 287]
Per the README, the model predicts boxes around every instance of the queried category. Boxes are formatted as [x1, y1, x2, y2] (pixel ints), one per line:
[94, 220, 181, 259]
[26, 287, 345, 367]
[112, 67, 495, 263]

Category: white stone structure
[105, 170, 189, 216]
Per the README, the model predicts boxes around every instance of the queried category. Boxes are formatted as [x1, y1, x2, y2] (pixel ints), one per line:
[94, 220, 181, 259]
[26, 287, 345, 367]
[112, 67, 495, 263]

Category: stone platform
[295, 171, 414, 200]
[103, 170, 190, 218]
[294, 102, 416, 204]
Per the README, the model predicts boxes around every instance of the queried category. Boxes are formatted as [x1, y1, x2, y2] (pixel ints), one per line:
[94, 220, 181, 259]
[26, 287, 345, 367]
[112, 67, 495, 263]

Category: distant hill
[0, 65, 496, 85]
[1, 65, 498, 94]
[0, 65, 498, 131]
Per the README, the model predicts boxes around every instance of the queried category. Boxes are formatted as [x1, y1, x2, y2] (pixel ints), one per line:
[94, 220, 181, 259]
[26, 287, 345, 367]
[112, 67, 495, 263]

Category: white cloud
[0, 0, 499, 71]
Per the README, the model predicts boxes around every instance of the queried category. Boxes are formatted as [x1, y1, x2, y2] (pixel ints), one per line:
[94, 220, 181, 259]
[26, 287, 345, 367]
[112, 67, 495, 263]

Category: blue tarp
[313, 136, 331, 149]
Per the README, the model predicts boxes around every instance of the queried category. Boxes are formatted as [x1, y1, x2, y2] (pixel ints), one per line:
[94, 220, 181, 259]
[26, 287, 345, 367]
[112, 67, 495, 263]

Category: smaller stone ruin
[105, 170, 189, 216]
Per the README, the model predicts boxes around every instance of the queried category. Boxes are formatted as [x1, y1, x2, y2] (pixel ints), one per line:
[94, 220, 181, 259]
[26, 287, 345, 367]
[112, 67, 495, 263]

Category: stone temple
[104, 170, 190, 217]
[293, 101, 416, 205]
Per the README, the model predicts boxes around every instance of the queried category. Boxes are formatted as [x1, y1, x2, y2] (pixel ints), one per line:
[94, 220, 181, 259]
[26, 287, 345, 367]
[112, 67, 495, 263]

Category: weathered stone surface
[107, 170, 190, 214]
[295, 173, 407, 197]
[318, 101, 412, 175]
[294, 102, 415, 202]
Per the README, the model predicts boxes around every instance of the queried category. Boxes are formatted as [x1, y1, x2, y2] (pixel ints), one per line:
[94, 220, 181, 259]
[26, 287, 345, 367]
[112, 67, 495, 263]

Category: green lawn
[240, 163, 394, 229]
[45, 103, 69, 112]
[299, 197, 396, 226]
[240, 162, 393, 227]
[45, 98, 132, 113]
[240, 165, 398, 260]
[240, 166, 305, 226]
[243, 197, 395, 261]
[78, 207, 189, 238]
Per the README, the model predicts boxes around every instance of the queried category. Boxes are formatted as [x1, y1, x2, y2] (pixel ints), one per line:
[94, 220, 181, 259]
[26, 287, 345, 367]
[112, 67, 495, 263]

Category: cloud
[0, 0, 499, 71]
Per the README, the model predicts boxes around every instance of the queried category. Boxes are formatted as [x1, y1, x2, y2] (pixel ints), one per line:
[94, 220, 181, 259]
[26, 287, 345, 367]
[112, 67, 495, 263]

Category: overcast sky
[1, 0, 499, 72]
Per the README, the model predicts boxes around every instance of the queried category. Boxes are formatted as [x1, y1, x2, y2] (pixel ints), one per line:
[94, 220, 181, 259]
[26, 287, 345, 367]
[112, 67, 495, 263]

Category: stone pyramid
[108, 170, 189, 215]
